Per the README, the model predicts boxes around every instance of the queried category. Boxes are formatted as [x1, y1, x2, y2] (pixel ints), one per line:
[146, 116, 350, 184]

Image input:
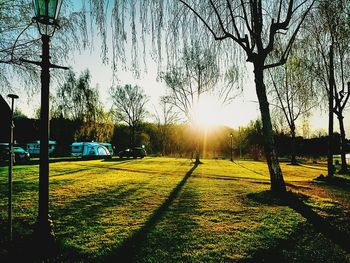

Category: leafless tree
[303, 0, 350, 175]
[154, 96, 178, 156]
[110, 84, 149, 146]
[268, 54, 317, 165]
[162, 43, 219, 164]
[169, 0, 315, 193]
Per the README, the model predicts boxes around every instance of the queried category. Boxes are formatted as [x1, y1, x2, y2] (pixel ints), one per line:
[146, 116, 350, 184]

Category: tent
[81, 142, 111, 160]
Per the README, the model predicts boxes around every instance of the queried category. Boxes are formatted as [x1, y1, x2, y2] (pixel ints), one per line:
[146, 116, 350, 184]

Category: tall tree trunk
[290, 122, 297, 165]
[328, 45, 334, 177]
[254, 62, 286, 194]
[130, 125, 135, 147]
[195, 149, 200, 163]
[338, 114, 348, 173]
[163, 130, 167, 156]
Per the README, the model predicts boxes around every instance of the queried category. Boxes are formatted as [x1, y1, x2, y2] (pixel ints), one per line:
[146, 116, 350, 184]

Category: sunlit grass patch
[0, 157, 348, 262]
[131, 173, 305, 262]
[47, 159, 194, 257]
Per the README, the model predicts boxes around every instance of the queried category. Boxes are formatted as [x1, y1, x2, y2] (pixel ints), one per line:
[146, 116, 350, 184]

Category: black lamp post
[21, 0, 67, 244]
[238, 126, 242, 159]
[7, 94, 19, 242]
[230, 133, 233, 162]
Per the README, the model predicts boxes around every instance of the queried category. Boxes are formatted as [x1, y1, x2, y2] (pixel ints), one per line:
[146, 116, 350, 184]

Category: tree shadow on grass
[0, 178, 77, 200]
[103, 158, 140, 163]
[55, 183, 148, 261]
[2, 182, 149, 262]
[50, 167, 93, 177]
[313, 175, 350, 190]
[245, 190, 350, 262]
[299, 164, 327, 171]
[102, 163, 199, 262]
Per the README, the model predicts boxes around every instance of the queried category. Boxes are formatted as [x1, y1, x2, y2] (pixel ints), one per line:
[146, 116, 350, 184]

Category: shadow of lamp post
[7, 94, 19, 242]
[21, 0, 68, 245]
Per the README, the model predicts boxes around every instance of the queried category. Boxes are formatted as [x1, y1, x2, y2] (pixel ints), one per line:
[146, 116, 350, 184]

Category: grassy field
[0, 157, 349, 262]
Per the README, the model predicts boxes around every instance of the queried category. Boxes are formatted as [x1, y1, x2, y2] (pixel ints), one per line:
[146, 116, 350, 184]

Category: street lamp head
[230, 133, 233, 137]
[32, 0, 63, 36]
[7, 94, 19, 100]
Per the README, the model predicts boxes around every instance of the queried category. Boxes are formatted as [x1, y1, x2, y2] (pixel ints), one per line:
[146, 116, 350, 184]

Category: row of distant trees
[10, 113, 348, 161]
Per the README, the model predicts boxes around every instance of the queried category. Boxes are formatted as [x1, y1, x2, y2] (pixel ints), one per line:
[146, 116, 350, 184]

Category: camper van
[71, 142, 113, 158]
[71, 142, 85, 157]
[26, 140, 57, 156]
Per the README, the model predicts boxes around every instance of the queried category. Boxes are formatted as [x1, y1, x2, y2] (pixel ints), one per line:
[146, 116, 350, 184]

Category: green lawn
[0, 158, 349, 262]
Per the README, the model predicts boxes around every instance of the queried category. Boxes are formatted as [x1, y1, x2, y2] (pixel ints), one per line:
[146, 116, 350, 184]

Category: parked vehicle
[71, 142, 84, 157]
[0, 143, 30, 163]
[118, 147, 147, 159]
[26, 140, 57, 156]
[81, 142, 112, 160]
[13, 146, 30, 163]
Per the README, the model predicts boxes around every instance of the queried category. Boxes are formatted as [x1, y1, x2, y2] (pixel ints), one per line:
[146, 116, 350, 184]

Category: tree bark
[338, 114, 348, 173]
[195, 148, 200, 163]
[195, 131, 201, 164]
[130, 125, 135, 147]
[290, 123, 297, 165]
[327, 45, 334, 177]
[254, 61, 286, 194]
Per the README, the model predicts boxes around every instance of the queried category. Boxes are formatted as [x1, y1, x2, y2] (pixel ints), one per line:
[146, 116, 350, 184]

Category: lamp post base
[33, 217, 55, 258]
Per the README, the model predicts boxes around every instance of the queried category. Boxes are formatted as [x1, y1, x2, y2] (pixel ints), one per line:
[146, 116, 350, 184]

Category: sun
[194, 95, 226, 127]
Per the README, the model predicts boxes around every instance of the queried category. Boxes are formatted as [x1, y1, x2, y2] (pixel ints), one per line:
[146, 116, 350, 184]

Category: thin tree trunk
[192, 123, 201, 164]
[195, 149, 200, 163]
[290, 123, 297, 165]
[163, 132, 167, 156]
[328, 45, 334, 177]
[338, 114, 348, 173]
[130, 125, 135, 147]
[254, 62, 286, 194]
[195, 133, 201, 164]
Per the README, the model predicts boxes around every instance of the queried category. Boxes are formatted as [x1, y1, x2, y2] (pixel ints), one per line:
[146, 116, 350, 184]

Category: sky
[72, 51, 348, 136]
[14, 44, 343, 137]
[9, 1, 350, 137]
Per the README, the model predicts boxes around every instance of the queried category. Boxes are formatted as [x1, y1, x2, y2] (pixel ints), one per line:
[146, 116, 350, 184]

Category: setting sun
[194, 95, 227, 127]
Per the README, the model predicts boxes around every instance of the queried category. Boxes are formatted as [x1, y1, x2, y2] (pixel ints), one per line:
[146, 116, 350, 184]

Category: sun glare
[194, 95, 226, 127]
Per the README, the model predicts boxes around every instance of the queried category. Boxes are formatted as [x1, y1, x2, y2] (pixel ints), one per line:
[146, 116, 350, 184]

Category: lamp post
[21, 0, 67, 244]
[7, 94, 19, 242]
[238, 126, 242, 159]
[230, 133, 233, 162]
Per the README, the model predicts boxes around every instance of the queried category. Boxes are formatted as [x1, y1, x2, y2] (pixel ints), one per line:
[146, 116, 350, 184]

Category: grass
[0, 157, 349, 262]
